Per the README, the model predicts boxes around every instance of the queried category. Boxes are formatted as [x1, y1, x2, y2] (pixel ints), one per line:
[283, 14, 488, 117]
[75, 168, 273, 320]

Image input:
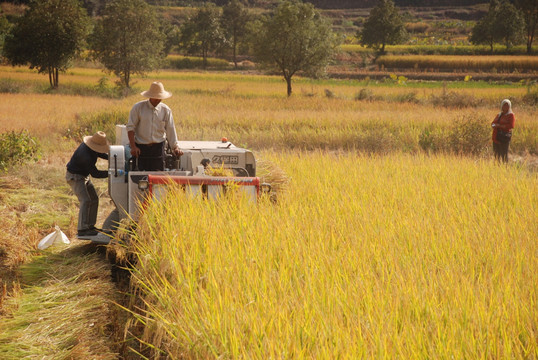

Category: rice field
[2, 66, 535, 155]
[376, 55, 538, 72]
[1, 65, 537, 359]
[341, 44, 531, 56]
[123, 152, 538, 359]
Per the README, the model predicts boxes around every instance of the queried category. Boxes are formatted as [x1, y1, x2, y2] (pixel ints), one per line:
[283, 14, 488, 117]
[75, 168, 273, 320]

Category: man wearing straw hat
[66, 131, 110, 237]
[126, 81, 182, 171]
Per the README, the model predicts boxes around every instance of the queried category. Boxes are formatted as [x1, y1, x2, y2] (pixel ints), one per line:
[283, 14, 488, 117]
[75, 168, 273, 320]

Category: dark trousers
[135, 142, 165, 171]
[493, 141, 509, 163]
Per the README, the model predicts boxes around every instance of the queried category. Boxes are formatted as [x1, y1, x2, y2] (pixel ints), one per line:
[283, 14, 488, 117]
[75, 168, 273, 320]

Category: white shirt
[126, 100, 179, 148]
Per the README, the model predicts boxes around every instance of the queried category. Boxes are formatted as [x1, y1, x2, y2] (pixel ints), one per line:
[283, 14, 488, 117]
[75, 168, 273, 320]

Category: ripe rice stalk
[121, 152, 538, 359]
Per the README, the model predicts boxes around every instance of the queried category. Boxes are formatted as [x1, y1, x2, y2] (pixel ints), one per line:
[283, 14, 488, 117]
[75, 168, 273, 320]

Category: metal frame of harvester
[78, 125, 271, 243]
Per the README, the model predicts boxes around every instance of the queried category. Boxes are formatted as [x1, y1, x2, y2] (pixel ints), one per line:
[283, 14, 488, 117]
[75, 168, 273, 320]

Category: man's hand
[172, 146, 183, 157]
[130, 144, 141, 157]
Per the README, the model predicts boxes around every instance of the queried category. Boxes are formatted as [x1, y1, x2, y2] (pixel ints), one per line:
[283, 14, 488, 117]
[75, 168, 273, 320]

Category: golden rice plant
[121, 152, 538, 359]
[0, 66, 536, 154]
[377, 55, 538, 71]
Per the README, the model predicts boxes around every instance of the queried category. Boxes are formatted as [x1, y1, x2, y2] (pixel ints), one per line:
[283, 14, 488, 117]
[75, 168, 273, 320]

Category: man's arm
[127, 103, 141, 157]
[128, 130, 141, 157]
[165, 110, 183, 157]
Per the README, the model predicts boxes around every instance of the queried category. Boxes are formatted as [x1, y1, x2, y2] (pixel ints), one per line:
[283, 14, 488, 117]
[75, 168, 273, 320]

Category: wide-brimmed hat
[83, 131, 110, 154]
[141, 82, 172, 99]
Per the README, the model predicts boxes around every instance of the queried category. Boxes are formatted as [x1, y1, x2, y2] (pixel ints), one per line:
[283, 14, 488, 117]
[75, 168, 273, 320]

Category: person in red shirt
[491, 99, 515, 163]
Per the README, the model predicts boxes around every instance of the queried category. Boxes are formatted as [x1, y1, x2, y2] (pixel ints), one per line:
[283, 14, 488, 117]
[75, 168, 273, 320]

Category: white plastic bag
[37, 225, 70, 250]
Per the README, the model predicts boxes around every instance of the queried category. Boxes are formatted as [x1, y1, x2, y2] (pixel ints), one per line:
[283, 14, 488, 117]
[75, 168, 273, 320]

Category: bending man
[66, 131, 110, 237]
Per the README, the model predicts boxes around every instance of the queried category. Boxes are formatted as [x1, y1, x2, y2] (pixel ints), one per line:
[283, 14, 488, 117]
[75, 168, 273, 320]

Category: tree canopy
[359, 0, 407, 55]
[221, 0, 250, 68]
[3, 0, 90, 88]
[470, 0, 499, 52]
[250, 0, 339, 97]
[471, 0, 525, 52]
[179, 4, 224, 69]
[90, 0, 165, 88]
[515, 0, 537, 53]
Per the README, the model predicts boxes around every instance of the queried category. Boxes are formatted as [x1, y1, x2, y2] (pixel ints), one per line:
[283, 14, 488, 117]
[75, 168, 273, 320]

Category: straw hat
[83, 131, 110, 154]
[140, 82, 172, 99]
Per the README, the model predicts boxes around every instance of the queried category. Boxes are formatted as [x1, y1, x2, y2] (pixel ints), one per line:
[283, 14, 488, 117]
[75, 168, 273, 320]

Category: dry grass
[0, 93, 120, 136]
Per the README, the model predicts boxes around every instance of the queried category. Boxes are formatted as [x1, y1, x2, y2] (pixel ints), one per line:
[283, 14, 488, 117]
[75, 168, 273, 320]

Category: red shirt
[491, 112, 515, 144]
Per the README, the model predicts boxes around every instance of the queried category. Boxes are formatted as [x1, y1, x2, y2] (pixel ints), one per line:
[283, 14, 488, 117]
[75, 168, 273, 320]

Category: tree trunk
[233, 37, 238, 69]
[527, 17, 536, 54]
[285, 75, 292, 97]
[48, 68, 53, 88]
[54, 68, 59, 88]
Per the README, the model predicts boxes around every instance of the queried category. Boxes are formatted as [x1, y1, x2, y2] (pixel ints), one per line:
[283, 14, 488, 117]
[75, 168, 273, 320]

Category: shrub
[0, 79, 23, 94]
[354, 88, 376, 101]
[429, 88, 484, 108]
[392, 91, 420, 103]
[0, 130, 41, 171]
[66, 109, 128, 143]
[522, 90, 538, 106]
[405, 22, 430, 33]
[419, 126, 446, 153]
[521, 82, 538, 106]
[166, 56, 231, 70]
[448, 115, 490, 156]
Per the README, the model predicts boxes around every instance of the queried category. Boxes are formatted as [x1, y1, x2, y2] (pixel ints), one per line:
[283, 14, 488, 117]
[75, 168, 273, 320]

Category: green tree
[162, 21, 181, 55]
[495, 1, 525, 49]
[471, 0, 525, 52]
[0, 14, 11, 58]
[90, 0, 164, 88]
[221, 0, 250, 68]
[470, 0, 499, 53]
[3, 0, 90, 88]
[516, 0, 538, 53]
[358, 0, 407, 55]
[250, 0, 338, 97]
[179, 4, 224, 69]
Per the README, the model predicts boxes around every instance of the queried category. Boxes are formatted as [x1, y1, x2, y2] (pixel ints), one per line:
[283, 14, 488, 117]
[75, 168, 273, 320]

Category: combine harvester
[78, 125, 271, 243]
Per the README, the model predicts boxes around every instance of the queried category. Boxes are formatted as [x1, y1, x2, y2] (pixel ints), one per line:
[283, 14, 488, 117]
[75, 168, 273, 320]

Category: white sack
[37, 225, 70, 250]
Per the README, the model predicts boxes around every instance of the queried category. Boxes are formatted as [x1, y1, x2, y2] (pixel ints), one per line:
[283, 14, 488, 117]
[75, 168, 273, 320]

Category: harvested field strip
[0, 244, 119, 359]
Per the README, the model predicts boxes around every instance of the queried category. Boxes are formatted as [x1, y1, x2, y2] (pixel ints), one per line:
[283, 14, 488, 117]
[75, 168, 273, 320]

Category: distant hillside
[305, 0, 488, 8]
[2, 0, 490, 9]
[158, 0, 489, 8]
